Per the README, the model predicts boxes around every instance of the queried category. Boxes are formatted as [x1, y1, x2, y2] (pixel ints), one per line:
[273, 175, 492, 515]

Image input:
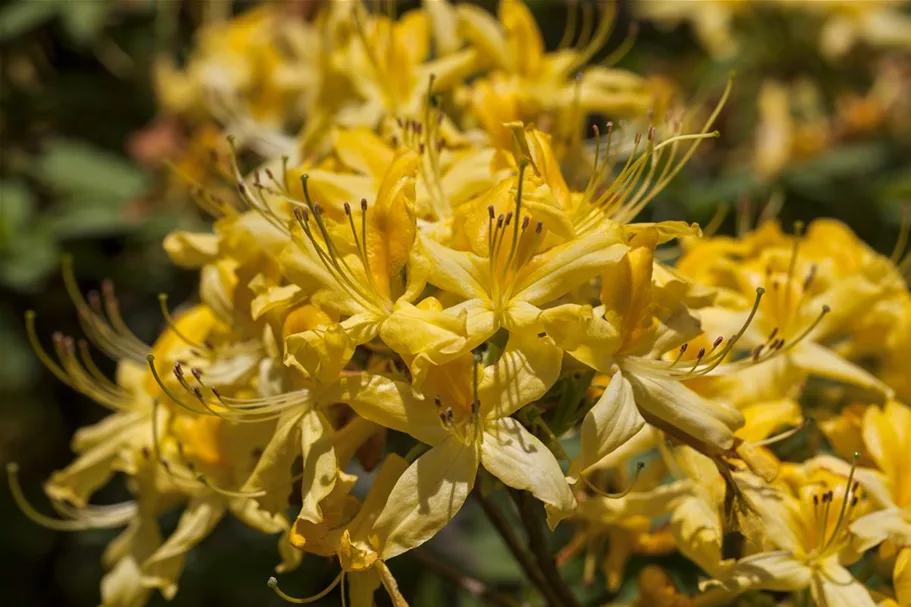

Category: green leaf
[0, 226, 59, 290]
[0, 0, 60, 42]
[47, 202, 134, 238]
[59, 0, 110, 45]
[35, 139, 147, 204]
[0, 180, 35, 249]
[0, 308, 40, 391]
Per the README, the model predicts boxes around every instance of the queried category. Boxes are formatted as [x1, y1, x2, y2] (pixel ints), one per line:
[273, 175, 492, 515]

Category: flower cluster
[11, 2, 911, 606]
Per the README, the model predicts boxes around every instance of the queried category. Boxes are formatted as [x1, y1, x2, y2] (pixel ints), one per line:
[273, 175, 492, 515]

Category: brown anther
[191, 368, 203, 381]
[504, 212, 513, 226]
[418, 143, 425, 154]
[697, 347, 705, 358]
[361, 198, 368, 211]
[488, 205, 495, 219]
[680, 343, 688, 353]
[141, 447, 151, 459]
[192, 385, 203, 400]
[535, 221, 543, 233]
[496, 215, 505, 228]
[265, 168, 275, 181]
[238, 182, 247, 195]
[713, 336, 724, 348]
[343, 202, 351, 215]
[768, 327, 779, 342]
[647, 126, 656, 141]
[752, 345, 764, 361]
[521, 216, 530, 230]
[211, 386, 222, 400]
[313, 202, 323, 215]
[634, 132, 642, 144]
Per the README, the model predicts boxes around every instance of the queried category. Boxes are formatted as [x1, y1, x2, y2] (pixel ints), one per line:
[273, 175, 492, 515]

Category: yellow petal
[141, 498, 226, 600]
[812, 561, 877, 607]
[284, 322, 357, 384]
[790, 342, 893, 398]
[478, 332, 562, 419]
[297, 408, 339, 524]
[334, 128, 395, 179]
[864, 403, 905, 486]
[512, 225, 627, 306]
[480, 417, 576, 529]
[162, 231, 219, 269]
[626, 373, 744, 452]
[455, 5, 509, 71]
[896, 546, 911, 607]
[498, 0, 543, 77]
[241, 408, 308, 516]
[569, 370, 647, 482]
[418, 235, 490, 301]
[367, 151, 420, 299]
[538, 303, 621, 372]
[713, 551, 812, 594]
[737, 399, 802, 443]
[341, 373, 448, 447]
[671, 494, 724, 576]
[379, 300, 490, 389]
[346, 454, 410, 544]
[373, 437, 479, 559]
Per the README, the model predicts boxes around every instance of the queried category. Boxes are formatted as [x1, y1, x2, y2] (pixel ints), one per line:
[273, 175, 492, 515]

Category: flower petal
[568, 370, 646, 482]
[625, 373, 744, 452]
[341, 373, 448, 447]
[141, 498, 226, 600]
[790, 342, 893, 398]
[478, 332, 562, 419]
[481, 417, 575, 528]
[812, 561, 876, 607]
[373, 437, 479, 559]
[512, 225, 627, 306]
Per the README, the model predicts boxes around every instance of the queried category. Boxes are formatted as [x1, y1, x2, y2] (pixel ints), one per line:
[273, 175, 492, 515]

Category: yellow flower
[699, 459, 877, 607]
[560, 229, 746, 479]
[812, 401, 911, 606]
[342, 333, 574, 554]
[274, 454, 411, 607]
[680, 220, 894, 404]
[382, 168, 627, 386]
[281, 150, 428, 382]
[457, 0, 650, 149]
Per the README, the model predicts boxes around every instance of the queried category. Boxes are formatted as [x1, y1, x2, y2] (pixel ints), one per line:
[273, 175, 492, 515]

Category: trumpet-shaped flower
[342, 333, 575, 555]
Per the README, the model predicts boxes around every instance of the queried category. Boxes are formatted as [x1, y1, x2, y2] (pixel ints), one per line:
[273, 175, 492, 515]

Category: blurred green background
[1, 1, 908, 605]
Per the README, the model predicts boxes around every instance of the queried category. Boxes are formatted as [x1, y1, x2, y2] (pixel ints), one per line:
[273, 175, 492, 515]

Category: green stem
[412, 549, 529, 607]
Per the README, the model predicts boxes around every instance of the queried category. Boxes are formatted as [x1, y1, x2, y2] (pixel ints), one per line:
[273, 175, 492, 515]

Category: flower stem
[412, 549, 530, 607]
[509, 489, 580, 607]
[472, 488, 562, 606]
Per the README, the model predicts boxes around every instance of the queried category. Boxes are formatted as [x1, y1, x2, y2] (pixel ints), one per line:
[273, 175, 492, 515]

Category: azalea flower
[342, 333, 575, 554]
[697, 459, 876, 607]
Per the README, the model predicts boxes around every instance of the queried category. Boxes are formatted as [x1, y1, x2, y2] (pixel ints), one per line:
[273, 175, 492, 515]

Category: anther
[535, 221, 543, 233]
[488, 205, 495, 219]
[361, 198, 368, 211]
[344, 202, 351, 215]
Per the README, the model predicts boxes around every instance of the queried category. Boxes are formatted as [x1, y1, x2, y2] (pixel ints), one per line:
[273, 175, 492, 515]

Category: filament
[268, 571, 345, 604]
[7, 463, 136, 531]
[580, 461, 645, 499]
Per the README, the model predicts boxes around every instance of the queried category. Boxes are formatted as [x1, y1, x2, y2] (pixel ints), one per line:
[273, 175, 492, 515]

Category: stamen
[158, 295, 211, 352]
[822, 452, 860, 552]
[268, 571, 344, 604]
[581, 461, 645, 499]
[7, 463, 135, 531]
[147, 355, 213, 416]
[750, 418, 812, 447]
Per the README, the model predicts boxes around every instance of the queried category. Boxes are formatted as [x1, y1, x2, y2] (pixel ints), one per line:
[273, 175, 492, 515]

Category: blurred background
[1, 0, 909, 605]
